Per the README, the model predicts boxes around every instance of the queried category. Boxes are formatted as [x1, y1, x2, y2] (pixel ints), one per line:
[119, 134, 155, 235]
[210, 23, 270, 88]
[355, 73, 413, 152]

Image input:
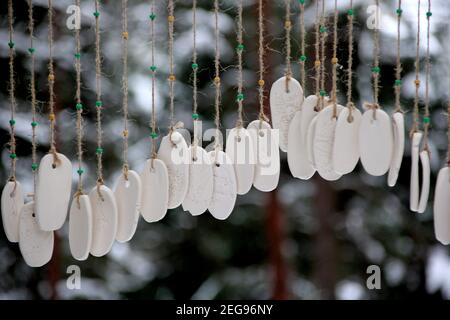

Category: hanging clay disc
[433, 167, 450, 245]
[182, 145, 214, 216]
[89, 184, 118, 257]
[1, 180, 24, 243]
[19, 201, 54, 267]
[388, 112, 405, 187]
[306, 116, 318, 169]
[247, 120, 280, 192]
[332, 107, 362, 175]
[69, 194, 93, 261]
[313, 104, 344, 181]
[140, 159, 169, 222]
[410, 132, 422, 212]
[288, 95, 318, 180]
[417, 150, 430, 214]
[35, 153, 72, 231]
[359, 109, 393, 176]
[226, 127, 255, 195]
[269, 76, 304, 152]
[157, 131, 189, 209]
[114, 170, 141, 243]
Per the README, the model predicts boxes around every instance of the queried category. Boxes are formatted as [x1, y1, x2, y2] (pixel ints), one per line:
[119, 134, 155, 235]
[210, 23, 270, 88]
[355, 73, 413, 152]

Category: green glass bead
[9, 153, 17, 159]
[9, 119, 16, 126]
[236, 93, 244, 102]
[423, 117, 430, 124]
[372, 66, 380, 73]
[236, 44, 244, 51]
[299, 55, 307, 62]
[319, 26, 328, 33]
[396, 8, 403, 16]
[149, 13, 156, 20]
[77, 168, 84, 175]
[298, 0, 305, 4]
[93, 11, 100, 17]
[150, 132, 158, 139]
[76, 103, 83, 110]
[74, 53, 81, 59]
[394, 79, 402, 86]
[150, 65, 157, 72]
[426, 11, 432, 18]
[28, 47, 35, 54]
[31, 121, 38, 127]
[31, 163, 38, 171]
[8, 42, 14, 49]
[96, 147, 103, 154]
[347, 9, 354, 16]
[192, 113, 199, 120]
[319, 90, 327, 97]
[191, 63, 198, 70]
[95, 100, 102, 107]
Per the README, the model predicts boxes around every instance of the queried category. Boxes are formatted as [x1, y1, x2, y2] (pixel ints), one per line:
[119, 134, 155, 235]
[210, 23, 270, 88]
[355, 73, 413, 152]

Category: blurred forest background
[1, 0, 450, 300]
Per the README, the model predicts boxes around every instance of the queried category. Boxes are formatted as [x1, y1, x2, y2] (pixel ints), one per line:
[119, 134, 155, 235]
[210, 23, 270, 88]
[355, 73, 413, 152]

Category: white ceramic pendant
[359, 109, 393, 176]
[69, 194, 93, 261]
[225, 127, 255, 195]
[433, 167, 450, 245]
[1, 180, 24, 243]
[410, 132, 422, 212]
[269, 76, 304, 152]
[332, 107, 362, 175]
[247, 120, 280, 192]
[288, 95, 318, 179]
[89, 184, 118, 257]
[19, 201, 54, 267]
[157, 131, 189, 209]
[35, 153, 72, 231]
[417, 150, 430, 214]
[388, 112, 405, 187]
[307, 116, 318, 169]
[313, 104, 344, 181]
[140, 159, 169, 222]
[208, 150, 237, 220]
[182, 146, 214, 216]
[114, 170, 141, 243]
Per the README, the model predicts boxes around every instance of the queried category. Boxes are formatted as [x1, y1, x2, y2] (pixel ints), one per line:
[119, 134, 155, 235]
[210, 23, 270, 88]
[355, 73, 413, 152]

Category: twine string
[213, 0, 221, 150]
[168, 0, 175, 130]
[423, 0, 432, 152]
[394, 0, 403, 113]
[284, 0, 292, 92]
[411, 0, 421, 135]
[236, 0, 244, 128]
[121, 0, 129, 179]
[331, 0, 338, 118]
[366, 0, 381, 120]
[299, 0, 306, 90]
[192, 0, 199, 152]
[346, 0, 355, 121]
[314, 0, 320, 101]
[75, 0, 84, 195]
[8, 0, 17, 182]
[150, 0, 157, 162]
[257, 0, 268, 123]
[319, 0, 327, 110]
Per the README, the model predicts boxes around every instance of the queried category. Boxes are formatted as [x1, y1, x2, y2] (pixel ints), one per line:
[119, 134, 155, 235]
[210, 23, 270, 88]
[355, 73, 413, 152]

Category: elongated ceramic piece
[410, 132, 422, 212]
[69, 195, 93, 261]
[208, 150, 237, 220]
[417, 150, 430, 214]
[314, 104, 344, 181]
[332, 107, 362, 175]
[1, 180, 24, 243]
[226, 127, 255, 195]
[388, 112, 405, 187]
[157, 131, 189, 209]
[288, 95, 318, 179]
[269, 76, 304, 152]
[89, 185, 118, 257]
[114, 170, 141, 243]
[140, 159, 169, 222]
[307, 116, 318, 169]
[247, 120, 280, 192]
[359, 109, 393, 176]
[19, 201, 54, 267]
[182, 146, 214, 216]
[35, 153, 72, 231]
[433, 167, 450, 245]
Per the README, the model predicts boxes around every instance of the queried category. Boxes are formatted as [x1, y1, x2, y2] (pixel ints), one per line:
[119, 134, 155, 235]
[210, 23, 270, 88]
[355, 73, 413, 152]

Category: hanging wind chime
[68, 0, 93, 262]
[89, 0, 119, 258]
[247, 0, 280, 192]
[182, 0, 214, 215]
[140, 0, 170, 223]
[225, 0, 255, 196]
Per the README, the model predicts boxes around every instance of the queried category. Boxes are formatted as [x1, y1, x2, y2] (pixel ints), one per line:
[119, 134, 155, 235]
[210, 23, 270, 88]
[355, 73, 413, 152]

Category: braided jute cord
[121, 0, 130, 179]
[150, 0, 158, 163]
[213, 0, 221, 151]
[192, 0, 200, 152]
[314, 0, 320, 102]
[410, 0, 421, 136]
[7, 0, 17, 183]
[257, 0, 268, 123]
[298, 0, 306, 91]
[284, 0, 292, 92]
[235, 0, 244, 129]
[331, 0, 338, 119]
[168, 0, 176, 131]
[319, 0, 327, 110]
[394, 0, 403, 114]
[346, 0, 355, 121]
[422, 0, 432, 153]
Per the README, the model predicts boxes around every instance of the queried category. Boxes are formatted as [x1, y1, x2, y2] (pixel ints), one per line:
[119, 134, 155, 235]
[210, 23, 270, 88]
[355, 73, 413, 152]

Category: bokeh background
[1, 0, 450, 300]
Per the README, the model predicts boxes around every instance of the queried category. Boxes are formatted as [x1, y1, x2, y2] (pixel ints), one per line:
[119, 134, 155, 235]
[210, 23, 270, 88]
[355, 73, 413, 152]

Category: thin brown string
[28, 0, 37, 194]
[168, 0, 175, 129]
[423, 0, 432, 152]
[257, 0, 267, 122]
[94, 0, 103, 186]
[411, 0, 421, 135]
[121, 0, 129, 178]
[192, 0, 199, 150]
[299, 0, 306, 90]
[319, 0, 327, 110]
[236, 0, 244, 128]
[47, 0, 58, 163]
[75, 0, 84, 194]
[8, 0, 16, 182]
[284, 0, 292, 92]
[331, 0, 338, 118]
[314, 0, 320, 99]
[372, 0, 380, 108]
[213, 0, 221, 150]
[150, 0, 157, 160]
[394, 0, 403, 113]
[346, 0, 355, 120]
